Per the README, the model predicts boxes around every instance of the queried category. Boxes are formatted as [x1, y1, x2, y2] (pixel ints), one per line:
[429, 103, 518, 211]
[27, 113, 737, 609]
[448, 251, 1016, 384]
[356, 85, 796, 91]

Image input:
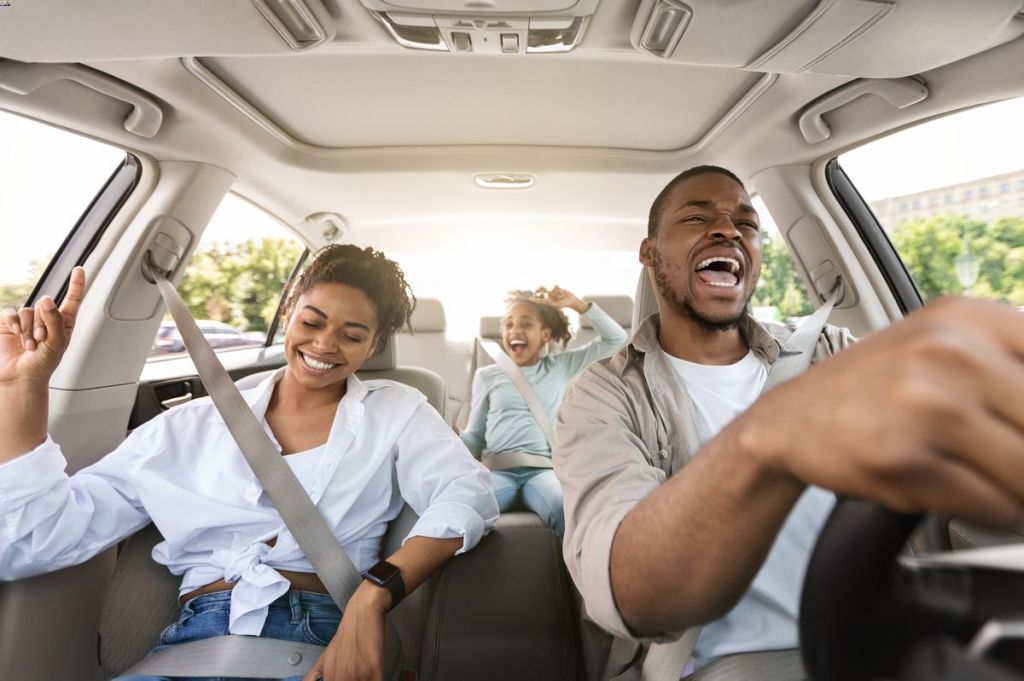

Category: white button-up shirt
[0, 370, 498, 635]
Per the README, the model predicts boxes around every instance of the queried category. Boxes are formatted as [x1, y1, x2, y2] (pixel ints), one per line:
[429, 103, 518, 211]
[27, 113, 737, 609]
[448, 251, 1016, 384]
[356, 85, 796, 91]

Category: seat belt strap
[148, 262, 363, 607]
[122, 635, 325, 679]
[481, 451, 555, 471]
[638, 284, 842, 681]
[476, 338, 557, 449]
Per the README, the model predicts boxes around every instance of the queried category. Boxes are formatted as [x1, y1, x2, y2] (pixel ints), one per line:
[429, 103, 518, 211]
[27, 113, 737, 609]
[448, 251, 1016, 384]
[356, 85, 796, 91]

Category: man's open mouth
[695, 256, 742, 288]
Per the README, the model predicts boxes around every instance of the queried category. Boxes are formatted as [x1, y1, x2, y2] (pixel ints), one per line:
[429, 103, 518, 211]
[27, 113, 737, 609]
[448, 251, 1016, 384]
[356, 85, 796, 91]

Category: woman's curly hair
[505, 287, 573, 348]
[284, 244, 415, 352]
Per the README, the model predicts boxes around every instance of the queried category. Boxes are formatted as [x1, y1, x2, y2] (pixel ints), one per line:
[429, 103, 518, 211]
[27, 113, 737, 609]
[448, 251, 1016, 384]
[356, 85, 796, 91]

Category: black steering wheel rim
[799, 499, 1023, 681]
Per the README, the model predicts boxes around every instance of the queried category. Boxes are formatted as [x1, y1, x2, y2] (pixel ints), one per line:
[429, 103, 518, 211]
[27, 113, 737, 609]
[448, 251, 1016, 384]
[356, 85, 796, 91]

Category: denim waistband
[181, 589, 339, 615]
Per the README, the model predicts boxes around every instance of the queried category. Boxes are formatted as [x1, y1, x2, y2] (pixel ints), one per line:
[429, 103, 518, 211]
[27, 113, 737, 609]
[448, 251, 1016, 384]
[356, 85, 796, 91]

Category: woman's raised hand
[0, 267, 86, 387]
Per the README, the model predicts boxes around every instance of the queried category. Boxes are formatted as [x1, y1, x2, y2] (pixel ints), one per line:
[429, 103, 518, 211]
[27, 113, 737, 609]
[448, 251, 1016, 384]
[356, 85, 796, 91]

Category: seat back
[395, 298, 473, 424]
[419, 523, 578, 681]
[567, 295, 633, 349]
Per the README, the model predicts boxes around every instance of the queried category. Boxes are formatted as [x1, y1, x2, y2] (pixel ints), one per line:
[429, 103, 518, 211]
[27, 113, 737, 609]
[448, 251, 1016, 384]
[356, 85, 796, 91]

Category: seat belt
[122, 256, 364, 678]
[636, 285, 842, 681]
[475, 338, 556, 471]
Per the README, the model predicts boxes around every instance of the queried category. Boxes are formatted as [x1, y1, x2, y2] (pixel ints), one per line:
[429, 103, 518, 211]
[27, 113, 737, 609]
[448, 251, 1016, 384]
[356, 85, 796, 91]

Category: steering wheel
[798, 499, 1024, 681]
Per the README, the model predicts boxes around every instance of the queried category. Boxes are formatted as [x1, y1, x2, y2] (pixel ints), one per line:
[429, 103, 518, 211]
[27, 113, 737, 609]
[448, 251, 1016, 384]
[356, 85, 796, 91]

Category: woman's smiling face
[283, 282, 380, 392]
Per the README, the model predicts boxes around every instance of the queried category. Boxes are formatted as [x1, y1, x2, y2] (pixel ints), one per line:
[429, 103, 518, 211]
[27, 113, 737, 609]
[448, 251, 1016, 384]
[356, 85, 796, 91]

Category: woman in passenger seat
[0, 245, 499, 681]
[460, 286, 627, 538]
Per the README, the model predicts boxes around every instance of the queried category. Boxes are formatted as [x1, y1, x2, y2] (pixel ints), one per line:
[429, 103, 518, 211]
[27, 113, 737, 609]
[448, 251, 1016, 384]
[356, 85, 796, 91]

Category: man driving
[556, 165, 1024, 679]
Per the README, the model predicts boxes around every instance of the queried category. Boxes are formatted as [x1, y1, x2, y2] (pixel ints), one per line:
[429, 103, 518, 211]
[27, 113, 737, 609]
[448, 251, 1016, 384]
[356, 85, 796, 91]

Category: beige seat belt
[121, 254, 365, 678]
[636, 285, 842, 681]
[475, 338, 557, 471]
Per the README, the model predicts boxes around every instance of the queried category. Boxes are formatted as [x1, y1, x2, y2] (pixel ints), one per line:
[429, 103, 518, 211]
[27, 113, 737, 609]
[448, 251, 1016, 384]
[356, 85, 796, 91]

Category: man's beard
[653, 252, 751, 333]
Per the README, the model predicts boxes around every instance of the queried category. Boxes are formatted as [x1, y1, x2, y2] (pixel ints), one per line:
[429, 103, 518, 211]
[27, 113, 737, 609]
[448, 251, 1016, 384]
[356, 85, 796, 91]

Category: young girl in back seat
[0, 245, 498, 681]
[460, 286, 627, 538]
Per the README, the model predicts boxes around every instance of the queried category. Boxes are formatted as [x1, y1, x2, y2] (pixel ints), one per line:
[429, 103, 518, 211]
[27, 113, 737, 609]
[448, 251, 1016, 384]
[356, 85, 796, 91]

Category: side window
[839, 97, 1024, 302]
[0, 110, 125, 309]
[749, 196, 813, 325]
[148, 194, 305, 358]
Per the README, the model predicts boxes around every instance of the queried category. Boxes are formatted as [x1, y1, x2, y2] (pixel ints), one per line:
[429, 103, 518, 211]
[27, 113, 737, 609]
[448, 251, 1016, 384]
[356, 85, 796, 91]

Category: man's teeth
[301, 353, 337, 371]
[695, 256, 740, 273]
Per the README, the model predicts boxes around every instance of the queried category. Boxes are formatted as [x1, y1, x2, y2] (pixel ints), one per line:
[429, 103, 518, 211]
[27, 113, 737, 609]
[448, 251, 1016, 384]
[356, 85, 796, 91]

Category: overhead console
[630, 0, 1024, 78]
[358, 0, 600, 54]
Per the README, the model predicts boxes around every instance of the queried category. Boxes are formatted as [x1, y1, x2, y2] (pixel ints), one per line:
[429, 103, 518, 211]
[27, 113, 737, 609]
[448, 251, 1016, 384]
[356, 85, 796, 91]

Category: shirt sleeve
[557, 304, 629, 377]
[554, 364, 674, 642]
[458, 368, 490, 457]
[397, 402, 499, 554]
[0, 423, 161, 580]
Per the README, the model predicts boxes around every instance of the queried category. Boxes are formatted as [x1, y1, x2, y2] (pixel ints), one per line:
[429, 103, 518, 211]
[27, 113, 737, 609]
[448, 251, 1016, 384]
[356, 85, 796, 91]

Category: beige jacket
[554, 312, 855, 641]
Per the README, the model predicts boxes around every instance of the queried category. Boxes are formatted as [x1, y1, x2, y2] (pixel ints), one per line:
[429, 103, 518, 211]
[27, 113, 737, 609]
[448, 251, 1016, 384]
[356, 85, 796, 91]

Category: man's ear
[639, 237, 656, 267]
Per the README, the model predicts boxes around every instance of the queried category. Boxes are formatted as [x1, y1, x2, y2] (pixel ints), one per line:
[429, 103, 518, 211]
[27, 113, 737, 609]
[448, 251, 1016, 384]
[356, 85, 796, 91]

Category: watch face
[366, 560, 400, 583]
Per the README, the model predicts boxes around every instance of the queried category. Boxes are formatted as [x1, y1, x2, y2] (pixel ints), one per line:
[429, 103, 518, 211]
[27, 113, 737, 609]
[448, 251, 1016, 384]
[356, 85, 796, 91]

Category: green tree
[751, 233, 813, 319]
[178, 237, 303, 331]
[0, 258, 52, 311]
[890, 214, 1024, 304]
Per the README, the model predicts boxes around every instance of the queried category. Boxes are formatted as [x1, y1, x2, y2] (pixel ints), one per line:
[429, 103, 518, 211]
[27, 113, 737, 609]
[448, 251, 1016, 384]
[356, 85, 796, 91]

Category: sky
[3, 96, 1023, 296]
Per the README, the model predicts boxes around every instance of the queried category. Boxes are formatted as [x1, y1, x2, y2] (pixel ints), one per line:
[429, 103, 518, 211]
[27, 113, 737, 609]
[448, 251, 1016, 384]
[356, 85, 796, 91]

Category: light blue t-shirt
[460, 304, 628, 457]
[666, 349, 836, 669]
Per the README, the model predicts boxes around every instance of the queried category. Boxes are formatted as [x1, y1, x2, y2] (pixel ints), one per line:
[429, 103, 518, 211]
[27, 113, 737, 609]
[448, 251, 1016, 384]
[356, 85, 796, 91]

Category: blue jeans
[491, 468, 564, 538]
[114, 589, 341, 681]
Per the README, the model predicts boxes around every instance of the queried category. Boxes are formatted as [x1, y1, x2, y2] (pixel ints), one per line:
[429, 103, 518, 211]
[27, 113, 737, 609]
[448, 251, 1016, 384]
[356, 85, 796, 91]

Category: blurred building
[871, 169, 1024, 229]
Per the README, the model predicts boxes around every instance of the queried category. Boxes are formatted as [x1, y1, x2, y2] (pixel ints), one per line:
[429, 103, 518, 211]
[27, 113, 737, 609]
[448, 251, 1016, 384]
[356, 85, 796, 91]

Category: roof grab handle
[798, 77, 928, 144]
[0, 61, 164, 138]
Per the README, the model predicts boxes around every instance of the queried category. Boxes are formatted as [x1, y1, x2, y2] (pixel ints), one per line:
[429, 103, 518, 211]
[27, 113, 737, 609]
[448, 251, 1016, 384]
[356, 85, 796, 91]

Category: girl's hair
[505, 288, 573, 348]
[285, 244, 415, 350]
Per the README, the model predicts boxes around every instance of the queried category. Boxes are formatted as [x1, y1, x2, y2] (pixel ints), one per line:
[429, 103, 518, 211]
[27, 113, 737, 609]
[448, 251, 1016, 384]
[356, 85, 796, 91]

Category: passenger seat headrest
[479, 316, 502, 340]
[580, 295, 633, 329]
[406, 298, 446, 333]
[362, 333, 397, 371]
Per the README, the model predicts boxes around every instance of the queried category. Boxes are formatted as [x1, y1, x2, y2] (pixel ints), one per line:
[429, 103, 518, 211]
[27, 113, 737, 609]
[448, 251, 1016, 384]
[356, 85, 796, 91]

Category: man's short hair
[647, 165, 746, 237]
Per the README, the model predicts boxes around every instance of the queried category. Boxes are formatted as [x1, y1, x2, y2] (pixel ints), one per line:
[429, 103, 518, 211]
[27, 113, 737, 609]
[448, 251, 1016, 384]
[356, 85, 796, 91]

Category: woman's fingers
[33, 298, 50, 345]
[17, 307, 36, 350]
[59, 267, 86, 330]
[38, 297, 68, 351]
[1, 308, 19, 335]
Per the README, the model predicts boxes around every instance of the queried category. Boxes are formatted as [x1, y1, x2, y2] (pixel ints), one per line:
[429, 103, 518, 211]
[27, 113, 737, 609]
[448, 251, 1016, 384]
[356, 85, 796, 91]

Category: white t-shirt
[663, 349, 836, 670]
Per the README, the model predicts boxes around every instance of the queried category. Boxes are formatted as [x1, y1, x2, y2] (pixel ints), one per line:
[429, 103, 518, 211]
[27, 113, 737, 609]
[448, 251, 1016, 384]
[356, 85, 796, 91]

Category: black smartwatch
[362, 560, 405, 610]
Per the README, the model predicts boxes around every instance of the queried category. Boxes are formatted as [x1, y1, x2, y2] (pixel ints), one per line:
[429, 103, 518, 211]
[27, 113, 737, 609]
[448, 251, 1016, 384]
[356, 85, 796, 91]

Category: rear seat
[100, 332, 575, 680]
[394, 298, 474, 425]
[567, 294, 634, 349]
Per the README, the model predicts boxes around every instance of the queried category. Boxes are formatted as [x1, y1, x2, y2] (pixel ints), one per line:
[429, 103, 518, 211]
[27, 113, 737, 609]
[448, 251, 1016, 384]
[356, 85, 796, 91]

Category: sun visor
[631, 0, 1024, 78]
[358, 0, 600, 53]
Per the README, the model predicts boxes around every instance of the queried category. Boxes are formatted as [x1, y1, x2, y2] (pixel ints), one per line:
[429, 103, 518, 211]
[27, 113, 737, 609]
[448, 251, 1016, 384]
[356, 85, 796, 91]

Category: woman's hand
[303, 585, 389, 681]
[0, 267, 86, 388]
[532, 286, 589, 314]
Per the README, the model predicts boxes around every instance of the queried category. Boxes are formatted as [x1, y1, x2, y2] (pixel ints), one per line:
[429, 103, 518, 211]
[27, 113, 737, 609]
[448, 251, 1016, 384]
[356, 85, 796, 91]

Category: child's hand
[534, 286, 589, 314]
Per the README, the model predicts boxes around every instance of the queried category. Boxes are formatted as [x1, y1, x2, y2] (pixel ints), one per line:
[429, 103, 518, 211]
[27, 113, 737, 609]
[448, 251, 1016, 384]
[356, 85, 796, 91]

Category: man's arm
[608, 297, 1024, 636]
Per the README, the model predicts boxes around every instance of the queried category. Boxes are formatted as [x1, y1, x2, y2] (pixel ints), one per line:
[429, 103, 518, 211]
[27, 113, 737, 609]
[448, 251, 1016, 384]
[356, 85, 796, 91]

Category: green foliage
[177, 237, 304, 331]
[890, 214, 1024, 303]
[0, 258, 51, 311]
[751, 233, 813, 319]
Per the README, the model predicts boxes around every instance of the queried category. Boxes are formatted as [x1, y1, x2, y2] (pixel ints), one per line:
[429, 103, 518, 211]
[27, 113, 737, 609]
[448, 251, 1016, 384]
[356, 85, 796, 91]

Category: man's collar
[628, 311, 799, 369]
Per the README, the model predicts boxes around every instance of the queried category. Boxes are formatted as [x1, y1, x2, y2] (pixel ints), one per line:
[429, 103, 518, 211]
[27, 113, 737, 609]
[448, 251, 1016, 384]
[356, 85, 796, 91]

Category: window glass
[148, 194, 304, 358]
[391, 249, 642, 340]
[389, 195, 813, 337]
[0, 110, 124, 309]
[839, 97, 1024, 302]
[749, 196, 813, 325]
